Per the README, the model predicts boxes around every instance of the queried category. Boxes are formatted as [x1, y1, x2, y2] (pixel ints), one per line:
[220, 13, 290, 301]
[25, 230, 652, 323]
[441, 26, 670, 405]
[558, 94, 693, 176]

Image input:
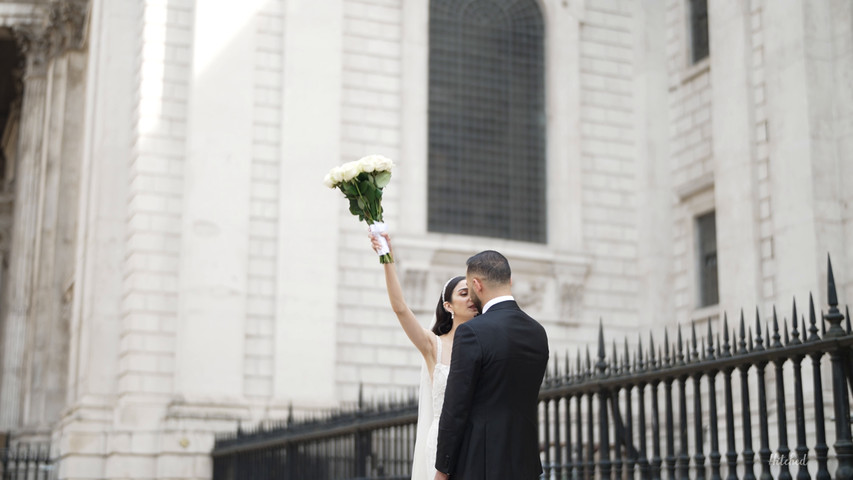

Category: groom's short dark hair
[466, 250, 511, 285]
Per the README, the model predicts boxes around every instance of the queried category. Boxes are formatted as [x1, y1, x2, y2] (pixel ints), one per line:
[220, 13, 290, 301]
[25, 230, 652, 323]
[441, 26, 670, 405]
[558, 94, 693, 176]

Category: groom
[434, 250, 549, 480]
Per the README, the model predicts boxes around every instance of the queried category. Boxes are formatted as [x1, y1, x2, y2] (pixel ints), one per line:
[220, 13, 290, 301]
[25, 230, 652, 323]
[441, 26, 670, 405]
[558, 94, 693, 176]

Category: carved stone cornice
[11, 0, 89, 76]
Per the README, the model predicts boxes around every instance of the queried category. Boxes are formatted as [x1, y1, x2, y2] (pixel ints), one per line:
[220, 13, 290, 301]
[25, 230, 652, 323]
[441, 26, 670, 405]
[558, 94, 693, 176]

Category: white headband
[441, 277, 456, 303]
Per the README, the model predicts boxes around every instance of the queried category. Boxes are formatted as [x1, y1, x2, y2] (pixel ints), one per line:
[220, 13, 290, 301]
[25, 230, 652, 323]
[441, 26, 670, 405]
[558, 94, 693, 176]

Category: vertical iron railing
[0, 436, 55, 480]
[213, 256, 853, 480]
[539, 256, 853, 480]
[212, 389, 417, 480]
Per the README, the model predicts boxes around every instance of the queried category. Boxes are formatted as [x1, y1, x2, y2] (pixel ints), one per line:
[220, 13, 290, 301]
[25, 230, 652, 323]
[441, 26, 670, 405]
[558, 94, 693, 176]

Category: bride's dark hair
[432, 276, 465, 336]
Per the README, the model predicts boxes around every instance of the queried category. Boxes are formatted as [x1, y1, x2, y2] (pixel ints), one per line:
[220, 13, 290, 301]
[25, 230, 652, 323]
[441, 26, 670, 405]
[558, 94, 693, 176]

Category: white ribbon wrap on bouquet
[368, 222, 390, 256]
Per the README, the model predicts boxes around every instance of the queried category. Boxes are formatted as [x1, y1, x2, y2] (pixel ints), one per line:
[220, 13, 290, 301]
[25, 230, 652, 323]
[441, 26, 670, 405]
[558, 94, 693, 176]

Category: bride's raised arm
[370, 232, 436, 365]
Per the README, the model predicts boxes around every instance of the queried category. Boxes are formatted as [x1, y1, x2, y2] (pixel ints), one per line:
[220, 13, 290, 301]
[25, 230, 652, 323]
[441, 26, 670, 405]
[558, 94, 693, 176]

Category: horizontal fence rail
[212, 257, 853, 480]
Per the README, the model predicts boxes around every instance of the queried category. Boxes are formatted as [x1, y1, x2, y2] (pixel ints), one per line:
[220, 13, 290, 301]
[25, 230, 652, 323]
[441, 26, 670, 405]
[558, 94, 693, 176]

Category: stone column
[0, 25, 50, 430]
[0, 0, 90, 433]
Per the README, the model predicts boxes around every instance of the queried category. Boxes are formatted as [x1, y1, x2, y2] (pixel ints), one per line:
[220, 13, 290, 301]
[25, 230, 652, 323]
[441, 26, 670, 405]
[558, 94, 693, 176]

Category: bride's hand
[369, 231, 394, 257]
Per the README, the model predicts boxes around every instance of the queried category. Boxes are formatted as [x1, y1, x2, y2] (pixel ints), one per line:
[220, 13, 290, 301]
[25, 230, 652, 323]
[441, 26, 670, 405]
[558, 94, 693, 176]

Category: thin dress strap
[434, 333, 442, 363]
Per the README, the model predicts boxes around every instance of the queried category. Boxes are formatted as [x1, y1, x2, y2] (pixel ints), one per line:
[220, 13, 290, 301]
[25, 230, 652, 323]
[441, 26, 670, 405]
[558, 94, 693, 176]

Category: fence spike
[824, 254, 846, 337]
[766, 321, 772, 350]
[624, 337, 631, 373]
[677, 325, 686, 365]
[790, 302, 801, 345]
[691, 321, 699, 362]
[664, 328, 671, 366]
[706, 319, 715, 360]
[783, 318, 790, 345]
[808, 293, 820, 341]
[649, 332, 657, 369]
[612, 340, 619, 376]
[827, 253, 838, 306]
[847, 305, 852, 334]
[634, 346, 641, 372]
[754, 307, 765, 351]
[596, 320, 608, 376]
[772, 307, 782, 348]
[738, 310, 748, 354]
[768, 305, 782, 348]
[638, 334, 646, 371]
[722, 313, 732, 357]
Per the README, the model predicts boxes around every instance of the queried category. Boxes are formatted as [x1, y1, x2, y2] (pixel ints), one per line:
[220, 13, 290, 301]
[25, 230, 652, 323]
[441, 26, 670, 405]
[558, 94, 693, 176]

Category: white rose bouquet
[324, 154, 395, 263]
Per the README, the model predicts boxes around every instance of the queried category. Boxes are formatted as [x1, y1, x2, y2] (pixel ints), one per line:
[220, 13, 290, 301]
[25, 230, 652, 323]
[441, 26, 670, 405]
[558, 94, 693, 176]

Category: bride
[369, 231, 478, 479]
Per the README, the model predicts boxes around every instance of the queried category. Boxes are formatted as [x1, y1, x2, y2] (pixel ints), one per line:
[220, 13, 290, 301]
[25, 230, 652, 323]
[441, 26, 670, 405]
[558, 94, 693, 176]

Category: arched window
[428, 0, 546, 243]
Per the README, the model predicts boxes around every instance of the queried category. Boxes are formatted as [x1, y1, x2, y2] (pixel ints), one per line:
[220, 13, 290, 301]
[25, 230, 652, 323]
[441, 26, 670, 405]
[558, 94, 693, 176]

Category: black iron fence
[213, 393, 418, 480]
[212, 257, 853, 480]
[0, 435, 55, 480]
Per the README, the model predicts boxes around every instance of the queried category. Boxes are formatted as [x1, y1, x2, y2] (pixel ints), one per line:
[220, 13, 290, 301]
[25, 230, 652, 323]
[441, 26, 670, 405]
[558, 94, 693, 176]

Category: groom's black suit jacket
[435, 299, 549, 479]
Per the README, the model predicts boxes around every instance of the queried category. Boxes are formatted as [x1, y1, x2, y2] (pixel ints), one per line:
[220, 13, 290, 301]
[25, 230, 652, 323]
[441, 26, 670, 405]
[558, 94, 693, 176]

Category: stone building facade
[0, 0, 850, 479]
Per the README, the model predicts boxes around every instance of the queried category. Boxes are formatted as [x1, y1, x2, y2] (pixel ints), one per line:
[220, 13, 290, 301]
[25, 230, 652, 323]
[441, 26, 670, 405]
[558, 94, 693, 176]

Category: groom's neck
[480, 286, 512, 305]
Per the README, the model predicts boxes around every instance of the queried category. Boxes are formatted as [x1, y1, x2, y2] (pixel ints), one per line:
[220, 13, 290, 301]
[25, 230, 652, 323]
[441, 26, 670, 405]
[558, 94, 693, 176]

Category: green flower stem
[344, 178, 389, 263]
[352, 182, 374, 223]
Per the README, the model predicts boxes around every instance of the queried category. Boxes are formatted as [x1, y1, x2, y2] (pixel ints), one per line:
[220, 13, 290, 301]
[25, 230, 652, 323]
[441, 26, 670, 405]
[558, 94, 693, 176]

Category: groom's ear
[472, 277, 483, 292]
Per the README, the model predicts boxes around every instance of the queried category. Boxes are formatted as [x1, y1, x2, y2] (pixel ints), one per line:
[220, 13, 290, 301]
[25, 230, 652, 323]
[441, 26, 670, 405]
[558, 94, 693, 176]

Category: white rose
[323, 172, 336, 188]
[330, 166, 345, 184]
[373, 155, 394, 172]
[340, 161, 361, 181]
[359, 157, 376, 173]
[359, 154, 393, 172]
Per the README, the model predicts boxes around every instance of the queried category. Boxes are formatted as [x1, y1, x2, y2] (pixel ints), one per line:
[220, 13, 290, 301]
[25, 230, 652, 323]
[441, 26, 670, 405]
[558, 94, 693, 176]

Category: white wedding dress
[411, 333, 450, 480]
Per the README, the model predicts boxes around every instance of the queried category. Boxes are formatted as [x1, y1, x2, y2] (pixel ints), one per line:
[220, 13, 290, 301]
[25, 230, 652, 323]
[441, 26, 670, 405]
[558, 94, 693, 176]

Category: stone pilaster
[708, 0, 762, 316]
[0, 26, 49, 430]
[0, 0, 89, 432]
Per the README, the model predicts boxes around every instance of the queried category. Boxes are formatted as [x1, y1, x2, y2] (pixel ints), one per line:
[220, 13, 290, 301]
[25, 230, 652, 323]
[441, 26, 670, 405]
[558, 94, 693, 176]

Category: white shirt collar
[482, 295, 515, 314]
